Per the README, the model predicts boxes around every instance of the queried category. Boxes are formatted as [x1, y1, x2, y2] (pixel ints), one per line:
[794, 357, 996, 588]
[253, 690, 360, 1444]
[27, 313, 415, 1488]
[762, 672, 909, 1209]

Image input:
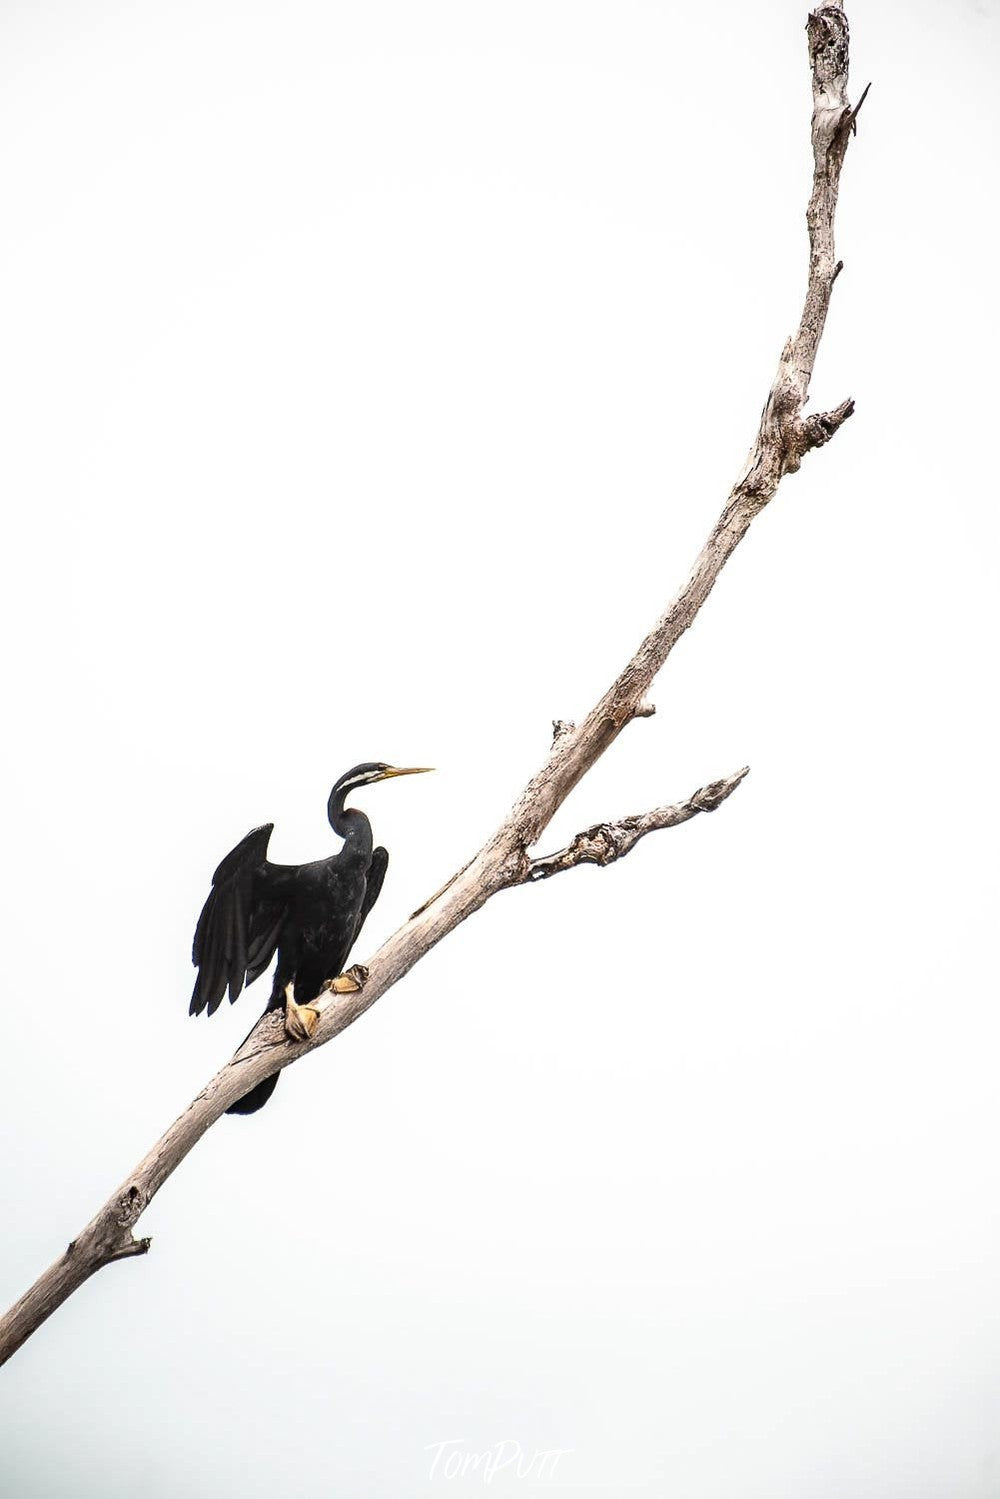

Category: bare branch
[0, 2, 866, 1367]
[521, 768, 749, 884]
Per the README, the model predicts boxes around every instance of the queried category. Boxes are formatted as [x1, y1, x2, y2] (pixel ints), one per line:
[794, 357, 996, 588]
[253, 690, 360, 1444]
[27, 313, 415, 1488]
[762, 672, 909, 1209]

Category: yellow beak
[380, 765, 434, 779]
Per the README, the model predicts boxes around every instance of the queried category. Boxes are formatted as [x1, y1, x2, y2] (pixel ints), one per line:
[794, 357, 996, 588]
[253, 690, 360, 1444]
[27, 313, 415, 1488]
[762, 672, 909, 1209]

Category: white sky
[1, 1, 999, 1494]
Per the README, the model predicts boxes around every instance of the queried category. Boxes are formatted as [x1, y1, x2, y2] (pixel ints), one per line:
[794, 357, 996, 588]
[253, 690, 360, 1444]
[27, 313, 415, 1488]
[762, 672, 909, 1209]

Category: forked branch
[0, 1, 866, 1367]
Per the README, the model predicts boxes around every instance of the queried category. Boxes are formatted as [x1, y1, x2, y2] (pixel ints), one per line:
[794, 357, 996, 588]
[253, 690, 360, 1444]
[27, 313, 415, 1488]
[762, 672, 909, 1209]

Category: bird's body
[268, 846, 383, 1009]
[190, 762, 429, 1114]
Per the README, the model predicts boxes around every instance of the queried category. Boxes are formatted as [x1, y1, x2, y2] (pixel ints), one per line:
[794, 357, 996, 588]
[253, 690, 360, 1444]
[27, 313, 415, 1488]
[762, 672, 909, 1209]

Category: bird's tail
[226, 1070, 280, 1115]
[226, 991, 284, 1115]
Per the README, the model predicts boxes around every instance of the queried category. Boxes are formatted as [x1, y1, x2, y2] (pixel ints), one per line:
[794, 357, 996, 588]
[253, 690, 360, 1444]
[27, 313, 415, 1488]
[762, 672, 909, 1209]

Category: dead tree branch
[522, 768, 750, 883]
[0, 1, 865, 1367]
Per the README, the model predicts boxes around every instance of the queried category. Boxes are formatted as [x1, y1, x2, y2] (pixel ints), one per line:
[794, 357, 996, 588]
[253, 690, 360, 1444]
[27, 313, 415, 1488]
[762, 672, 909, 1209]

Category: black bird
[190, 762, 431, 1115]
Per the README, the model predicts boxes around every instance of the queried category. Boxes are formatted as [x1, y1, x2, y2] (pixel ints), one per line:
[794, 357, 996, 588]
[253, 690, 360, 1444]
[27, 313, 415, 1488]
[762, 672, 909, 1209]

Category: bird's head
[328, 762, 433, 826]
[336, 762, 434, 793]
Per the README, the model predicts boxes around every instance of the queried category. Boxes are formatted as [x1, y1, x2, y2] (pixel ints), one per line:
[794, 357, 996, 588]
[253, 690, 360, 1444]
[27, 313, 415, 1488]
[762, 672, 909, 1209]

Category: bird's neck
[328, 797, 373, 857]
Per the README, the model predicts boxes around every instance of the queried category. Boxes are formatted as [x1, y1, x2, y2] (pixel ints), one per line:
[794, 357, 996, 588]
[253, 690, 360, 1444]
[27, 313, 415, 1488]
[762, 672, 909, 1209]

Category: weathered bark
[0, 1, 866, 1368]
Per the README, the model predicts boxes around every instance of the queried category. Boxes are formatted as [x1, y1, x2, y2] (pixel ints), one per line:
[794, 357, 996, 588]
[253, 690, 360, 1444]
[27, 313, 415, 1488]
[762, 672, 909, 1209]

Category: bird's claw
[323, 963, 369, 995]
[283, 966, 368, 1041]
[283, 982, 321, 1042]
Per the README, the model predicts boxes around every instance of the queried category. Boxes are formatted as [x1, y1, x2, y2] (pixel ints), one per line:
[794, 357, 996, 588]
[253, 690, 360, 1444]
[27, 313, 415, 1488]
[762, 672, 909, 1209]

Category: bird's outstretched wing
[190, 824, 287, 1017]
[355, 845, 388, 939]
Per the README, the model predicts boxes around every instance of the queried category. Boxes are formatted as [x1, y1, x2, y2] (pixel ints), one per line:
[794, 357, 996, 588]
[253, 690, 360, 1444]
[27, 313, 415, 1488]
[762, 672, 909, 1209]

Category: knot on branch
[117, 1184, 148, 1229]
[526, 822, 623, 879]
[578, 821, 636, 866]
[84, 1187, 155, 1267]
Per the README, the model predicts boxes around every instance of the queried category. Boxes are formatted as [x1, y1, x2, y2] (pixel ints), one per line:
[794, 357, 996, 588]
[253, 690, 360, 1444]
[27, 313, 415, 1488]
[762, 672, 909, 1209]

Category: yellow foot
[283, 981, 321, 1042]
[323, 963, 369, 996]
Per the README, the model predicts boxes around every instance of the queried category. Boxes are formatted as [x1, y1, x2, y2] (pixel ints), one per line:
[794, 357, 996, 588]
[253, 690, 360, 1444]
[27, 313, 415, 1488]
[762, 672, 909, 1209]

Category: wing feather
[355, 845, 388, 941]
[190, 824, 286, 1017]
[246, 905, 287, 984]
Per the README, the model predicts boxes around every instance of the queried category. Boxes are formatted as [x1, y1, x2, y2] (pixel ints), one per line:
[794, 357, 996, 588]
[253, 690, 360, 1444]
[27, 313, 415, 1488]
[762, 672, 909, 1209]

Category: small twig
[799, 397, 856, 455]
[107, 1237, 152, 1262]
[846, 80, 872, 134]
